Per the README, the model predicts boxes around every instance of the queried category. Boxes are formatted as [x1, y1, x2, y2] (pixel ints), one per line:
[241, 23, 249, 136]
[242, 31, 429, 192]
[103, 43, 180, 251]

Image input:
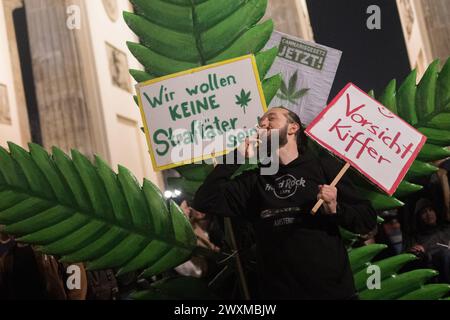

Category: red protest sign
[305, 83, 427, 196]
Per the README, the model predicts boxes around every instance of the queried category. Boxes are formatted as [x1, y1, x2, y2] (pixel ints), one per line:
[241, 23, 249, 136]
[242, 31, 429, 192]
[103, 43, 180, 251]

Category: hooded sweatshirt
[194, 151, 377, 300]
[413, 198, 450, 254]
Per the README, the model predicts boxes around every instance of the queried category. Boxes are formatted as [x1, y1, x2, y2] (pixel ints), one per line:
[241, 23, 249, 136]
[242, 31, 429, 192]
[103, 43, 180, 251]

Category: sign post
[306, 83, 427, 213]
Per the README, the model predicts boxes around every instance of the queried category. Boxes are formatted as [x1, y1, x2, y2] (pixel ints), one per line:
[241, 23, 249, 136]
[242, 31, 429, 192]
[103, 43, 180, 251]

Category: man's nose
[259, 118, 269, 129]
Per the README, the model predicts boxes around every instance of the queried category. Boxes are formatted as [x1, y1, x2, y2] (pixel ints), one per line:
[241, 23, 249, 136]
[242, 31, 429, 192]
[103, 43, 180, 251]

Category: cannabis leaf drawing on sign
[277, 71, 309, 104]
[235, 89, 252, 114]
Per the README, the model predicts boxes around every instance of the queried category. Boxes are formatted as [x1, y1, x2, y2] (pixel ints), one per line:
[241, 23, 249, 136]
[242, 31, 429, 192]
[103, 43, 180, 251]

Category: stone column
[419, 0, 450, 65]
[24, 0, 109, 158]
[2, 0, 31, 145]
[397, 0, 450, 74]
[264, 0, 314, 40]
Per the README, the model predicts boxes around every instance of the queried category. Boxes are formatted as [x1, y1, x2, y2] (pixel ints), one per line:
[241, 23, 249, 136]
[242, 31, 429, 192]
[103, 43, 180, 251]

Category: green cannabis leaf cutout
[235, 89, 252, 114]
[277, 71, 309, 104]
[0, 142, 197, 278]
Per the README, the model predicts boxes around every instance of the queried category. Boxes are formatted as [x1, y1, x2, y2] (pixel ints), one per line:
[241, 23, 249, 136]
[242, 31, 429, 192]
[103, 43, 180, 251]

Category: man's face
[258, 108, 290, 147]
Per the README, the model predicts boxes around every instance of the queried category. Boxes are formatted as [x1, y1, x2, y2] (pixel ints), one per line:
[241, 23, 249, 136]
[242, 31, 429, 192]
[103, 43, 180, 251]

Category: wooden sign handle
[311, 162, 351, 215]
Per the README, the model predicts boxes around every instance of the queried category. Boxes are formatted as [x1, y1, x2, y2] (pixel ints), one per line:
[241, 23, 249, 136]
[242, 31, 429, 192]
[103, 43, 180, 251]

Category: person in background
[437, 158, 450, 222]
[0, 231, 87, 300]
[407, 198, 450, 283]
[375, 210, 403, 257]
[174, 199, 220, 278]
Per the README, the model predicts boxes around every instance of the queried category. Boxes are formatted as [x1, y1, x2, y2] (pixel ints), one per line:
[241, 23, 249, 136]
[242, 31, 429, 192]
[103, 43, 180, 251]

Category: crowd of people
[369, 158, 450, 284]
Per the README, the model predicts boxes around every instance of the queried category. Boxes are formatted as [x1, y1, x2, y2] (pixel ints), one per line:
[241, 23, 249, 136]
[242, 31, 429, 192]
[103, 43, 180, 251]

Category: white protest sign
[305, 83, 427, 195]
[136, 55, 267, 171]
[264, 31, 342, 125]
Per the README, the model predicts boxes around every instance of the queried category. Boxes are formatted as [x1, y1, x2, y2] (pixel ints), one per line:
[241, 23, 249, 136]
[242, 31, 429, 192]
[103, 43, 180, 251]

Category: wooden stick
[311, 162, 351, 215]
[224, 217, 251, 300]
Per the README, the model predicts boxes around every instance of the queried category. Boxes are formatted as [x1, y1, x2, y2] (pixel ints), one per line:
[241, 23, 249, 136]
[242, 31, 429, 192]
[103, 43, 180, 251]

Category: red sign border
[305, 83, 427, 195]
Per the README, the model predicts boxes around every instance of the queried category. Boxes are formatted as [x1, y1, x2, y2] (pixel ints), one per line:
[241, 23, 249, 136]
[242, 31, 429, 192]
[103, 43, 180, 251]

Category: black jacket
[194, 151, 377, 300]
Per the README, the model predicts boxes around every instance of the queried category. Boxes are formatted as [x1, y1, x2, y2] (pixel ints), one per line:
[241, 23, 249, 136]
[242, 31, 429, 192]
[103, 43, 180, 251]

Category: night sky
[306, 0, 411, 102]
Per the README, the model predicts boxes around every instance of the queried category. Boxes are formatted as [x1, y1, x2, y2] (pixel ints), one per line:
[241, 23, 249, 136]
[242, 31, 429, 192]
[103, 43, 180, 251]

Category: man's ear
[288, 122, 300, 135]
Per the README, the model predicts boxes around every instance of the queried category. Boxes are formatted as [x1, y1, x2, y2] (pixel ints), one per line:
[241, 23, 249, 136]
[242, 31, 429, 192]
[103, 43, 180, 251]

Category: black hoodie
[194, 151, 377, 300]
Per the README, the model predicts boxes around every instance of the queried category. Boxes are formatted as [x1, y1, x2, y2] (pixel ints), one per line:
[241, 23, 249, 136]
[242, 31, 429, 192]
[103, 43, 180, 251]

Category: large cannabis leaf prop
[0, 143, 196, 277]
[277, 71, 309, 104]
[125, 0, 281, 104]
[381, 59, 450, 159]
[349, 244, 450, 300]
